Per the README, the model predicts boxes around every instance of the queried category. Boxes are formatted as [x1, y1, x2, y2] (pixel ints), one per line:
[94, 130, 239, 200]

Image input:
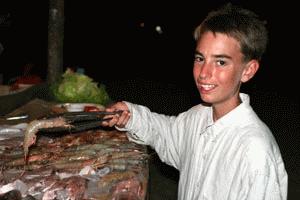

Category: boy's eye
[217, 60, 226, 66]
[194, 55, 204, 62]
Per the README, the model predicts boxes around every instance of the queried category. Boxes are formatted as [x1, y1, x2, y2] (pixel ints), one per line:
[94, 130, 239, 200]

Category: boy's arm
[115, 101, 182, 169]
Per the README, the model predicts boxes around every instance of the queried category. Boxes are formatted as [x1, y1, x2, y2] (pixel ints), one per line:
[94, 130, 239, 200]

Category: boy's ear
[241, 60, 260, 83]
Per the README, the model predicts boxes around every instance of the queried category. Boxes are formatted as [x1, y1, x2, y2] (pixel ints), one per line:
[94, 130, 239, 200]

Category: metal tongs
[39, 110, 123, 133]
[0, 113, 29, 121]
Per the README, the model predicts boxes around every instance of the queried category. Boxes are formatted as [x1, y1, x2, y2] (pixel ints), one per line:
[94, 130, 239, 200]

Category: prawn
[23, 117, 72, 163]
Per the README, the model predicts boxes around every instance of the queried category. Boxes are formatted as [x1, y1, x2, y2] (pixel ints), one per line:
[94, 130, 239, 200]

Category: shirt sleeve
[117, 101, 184, 169]
[242, 172, 287, 200]
[238, 135, 288, 200]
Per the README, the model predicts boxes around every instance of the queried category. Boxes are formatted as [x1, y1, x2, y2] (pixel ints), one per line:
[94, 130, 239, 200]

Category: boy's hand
[101, 102, 130, 128]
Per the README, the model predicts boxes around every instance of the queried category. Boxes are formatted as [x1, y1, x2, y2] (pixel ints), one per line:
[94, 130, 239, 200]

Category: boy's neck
[212, 96, 242, 121]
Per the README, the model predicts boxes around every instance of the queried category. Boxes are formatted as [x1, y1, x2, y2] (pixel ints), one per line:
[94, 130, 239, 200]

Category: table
[0, 99, 149, 200]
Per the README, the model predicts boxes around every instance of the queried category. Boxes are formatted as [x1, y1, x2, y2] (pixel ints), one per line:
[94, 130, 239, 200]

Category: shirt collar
[212, 93, 252, 128]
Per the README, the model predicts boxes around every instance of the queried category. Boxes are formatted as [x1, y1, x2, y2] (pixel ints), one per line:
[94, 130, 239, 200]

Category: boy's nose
[199, 63, 212, 80]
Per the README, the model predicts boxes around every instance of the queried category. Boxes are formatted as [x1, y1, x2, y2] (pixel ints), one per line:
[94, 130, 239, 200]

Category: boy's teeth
[202, 84, 214, 89]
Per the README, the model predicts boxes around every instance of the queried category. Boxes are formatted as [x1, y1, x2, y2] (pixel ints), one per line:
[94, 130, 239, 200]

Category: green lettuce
[51, 69, 110, 105]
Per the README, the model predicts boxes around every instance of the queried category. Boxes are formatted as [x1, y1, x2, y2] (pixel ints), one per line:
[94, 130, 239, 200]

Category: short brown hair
[194, 3, 268, 62]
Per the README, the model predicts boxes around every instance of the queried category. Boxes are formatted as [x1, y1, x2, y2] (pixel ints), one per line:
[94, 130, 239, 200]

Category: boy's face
[193, 31, 258, 107]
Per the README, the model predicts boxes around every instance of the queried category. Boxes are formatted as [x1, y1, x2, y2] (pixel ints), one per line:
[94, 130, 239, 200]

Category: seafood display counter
[0, 100, 149, 200]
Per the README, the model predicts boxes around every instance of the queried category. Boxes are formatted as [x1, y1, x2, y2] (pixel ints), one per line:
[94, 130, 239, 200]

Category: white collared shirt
[120, 93, 288, 200]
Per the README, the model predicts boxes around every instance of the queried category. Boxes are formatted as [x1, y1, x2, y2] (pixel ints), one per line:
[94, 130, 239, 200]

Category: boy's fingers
[116, 110, 130, 128]
[101, 102, 130, 128]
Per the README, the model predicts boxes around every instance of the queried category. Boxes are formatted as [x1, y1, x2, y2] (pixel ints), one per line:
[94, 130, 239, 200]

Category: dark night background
[0, 0, 299, 198]
[0, 1, 299, 101]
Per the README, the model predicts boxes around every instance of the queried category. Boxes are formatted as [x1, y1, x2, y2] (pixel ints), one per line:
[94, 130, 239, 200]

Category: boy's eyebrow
[194, 51, 202, 56]
[214, 54, 232, 59]
[194, 50, 232, 59]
